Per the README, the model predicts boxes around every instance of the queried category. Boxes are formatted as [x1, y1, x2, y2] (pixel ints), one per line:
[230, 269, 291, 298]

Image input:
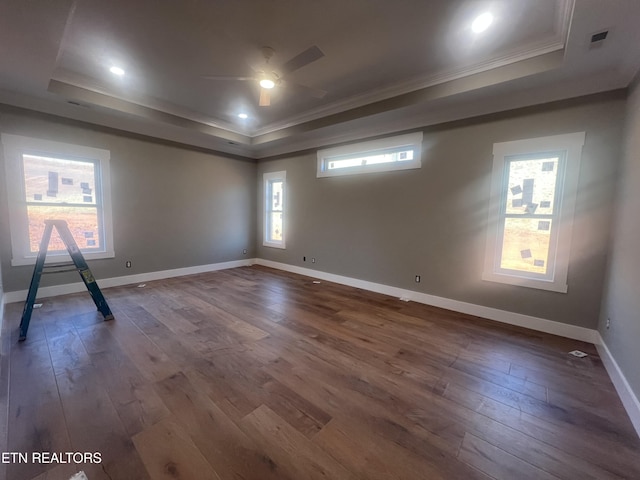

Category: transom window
[317, 132, 422, 177]
[2, 133, 114, 266]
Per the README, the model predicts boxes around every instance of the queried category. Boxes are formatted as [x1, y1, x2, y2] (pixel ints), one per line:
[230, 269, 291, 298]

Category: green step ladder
[19, 219, 114, 341]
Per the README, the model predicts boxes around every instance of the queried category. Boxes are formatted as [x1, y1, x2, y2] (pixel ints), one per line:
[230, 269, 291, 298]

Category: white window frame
[2, 133, 115, 266]
[263, 170, 286, 249]
[483, 132, 585, 293]
[317, 132, 423, 178]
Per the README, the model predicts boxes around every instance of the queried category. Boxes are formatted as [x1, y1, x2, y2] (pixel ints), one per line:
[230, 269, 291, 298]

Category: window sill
[482, 271, 568, 293]
[11, 250, 116, 267]
[263, 242, 286, 249]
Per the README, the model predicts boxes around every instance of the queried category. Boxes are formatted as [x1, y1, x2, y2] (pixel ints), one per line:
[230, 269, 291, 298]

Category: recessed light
[472, 12, 493, 33]
[109, 66, 125, 76]
[259, 78, 275, 89]
[238, 113, 248, 119]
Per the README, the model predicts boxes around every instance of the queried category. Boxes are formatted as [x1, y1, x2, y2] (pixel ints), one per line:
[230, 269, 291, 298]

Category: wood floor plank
[261, 378, 332, 438]
[443, 381, 640, 478]
[262, 346, 466, 454]
[118, 306, 201, 369]
[102, 310, 181, 382]
[55, 365, 150, 480]
[7, 339, 72, 480]
[184, 351, 272, 420]
[132, 418, 220, 480]
[46, 329, 92, 376]
[136, 294, 199, 335]
[85, 346, 171, 437]
[441, 358, 637, 448]
[2, 266, 638, 480]
[458, 432, 560, 480]
[25, 463, 82, 480]
[510, 361, 629, 409]
[448, 356, 549, 402]
[154, 371, 294, 480]
[315, 416, 491, 480]
[240, 404, 358, 480]
[465, 412, 626, 480]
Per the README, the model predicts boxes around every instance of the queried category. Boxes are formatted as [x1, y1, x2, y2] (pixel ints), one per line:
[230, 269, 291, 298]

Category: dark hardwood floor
[1, 265, 639, 480]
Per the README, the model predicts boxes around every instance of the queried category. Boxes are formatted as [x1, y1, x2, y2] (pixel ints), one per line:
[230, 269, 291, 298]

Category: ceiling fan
[203, 45, 327, 106]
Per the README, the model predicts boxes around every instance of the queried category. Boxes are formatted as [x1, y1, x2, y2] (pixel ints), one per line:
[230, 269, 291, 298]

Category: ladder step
[19, 219, 114, 341]
[43, 262, 75, 268]
[42, 268, 79, 274]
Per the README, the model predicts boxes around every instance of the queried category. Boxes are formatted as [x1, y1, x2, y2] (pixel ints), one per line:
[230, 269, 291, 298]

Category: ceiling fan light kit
[259, 78, 275, 89]
[204, 45, 326, 107]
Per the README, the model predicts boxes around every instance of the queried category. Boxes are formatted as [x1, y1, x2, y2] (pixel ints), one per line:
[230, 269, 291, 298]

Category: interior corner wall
[257, 92, 626, 330]
[0, 136, 7, 323]
[0, 105, 257, 294]
[599, 82, 640, 398]
[0, 234, 4, 329]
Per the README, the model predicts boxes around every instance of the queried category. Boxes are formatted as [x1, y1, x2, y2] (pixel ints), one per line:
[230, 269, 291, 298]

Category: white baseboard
[595, 333, 640, 438]
[3, 259, 254, 304]
[3, 258, 635, 438]
[5, 257, 598, 344]
[254, 259, 598, 344]
[257, 260, 640, 437]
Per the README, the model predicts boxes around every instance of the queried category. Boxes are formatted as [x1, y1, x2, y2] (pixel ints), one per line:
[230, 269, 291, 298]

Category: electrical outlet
[312, 258, 316, 263]
[125, 260, 132, 268]
[415, 275, 421, 283]
[606, 317, 611, 329]
[242, 249, 247, 255]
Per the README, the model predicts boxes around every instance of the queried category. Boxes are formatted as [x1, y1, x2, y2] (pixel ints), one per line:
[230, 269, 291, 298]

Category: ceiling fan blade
[259, 88, 270, 106]
[280, 45, 325, 76]
[201, 75, 254, 81]
[280, 79, 327, 99]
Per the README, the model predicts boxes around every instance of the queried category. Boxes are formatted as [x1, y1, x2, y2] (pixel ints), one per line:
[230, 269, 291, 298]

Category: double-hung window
[2, 133, 114, 266]
[483, 132, 585, 292]
[263, 171, 286, 248]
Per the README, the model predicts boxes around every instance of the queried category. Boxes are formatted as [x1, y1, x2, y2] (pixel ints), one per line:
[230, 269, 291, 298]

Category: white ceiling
[1, 0, 639, 158]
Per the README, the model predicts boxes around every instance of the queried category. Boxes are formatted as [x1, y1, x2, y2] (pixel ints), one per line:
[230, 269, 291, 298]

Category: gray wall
[257, 92, 626, 329]
[0, 92, 627, 333]
[0, 106, 257, 293]
[0, 229, 3, 327]
[599, 82, 640, 398]
[0, 135, 7, 313]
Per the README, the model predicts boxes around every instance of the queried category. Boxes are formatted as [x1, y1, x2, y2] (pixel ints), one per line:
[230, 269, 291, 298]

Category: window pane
[271, 180, 283, 211]
[269, 212, 283, 242]
[23, 154, 96, 205]
[27, 205, 100, 253]
[505, 156, 559, 215]
[327, 149, 414, 170]
[500, 218, 552, 275]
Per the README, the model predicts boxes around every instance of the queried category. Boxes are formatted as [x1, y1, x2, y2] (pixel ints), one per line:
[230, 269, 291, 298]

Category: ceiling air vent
[589, 30, 609, 49]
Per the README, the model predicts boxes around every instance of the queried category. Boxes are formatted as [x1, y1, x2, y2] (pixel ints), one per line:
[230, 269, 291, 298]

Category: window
[263, 171, 286, 248]
[2, 133, 114, 266]
[317, 132, 422, 177]
[483, 132, 585, 292]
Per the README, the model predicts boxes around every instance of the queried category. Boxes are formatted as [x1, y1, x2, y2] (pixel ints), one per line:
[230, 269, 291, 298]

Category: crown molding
[50, 69, 252, 139]
[46, 0, 573, 144]
[252, 41, 566, 138]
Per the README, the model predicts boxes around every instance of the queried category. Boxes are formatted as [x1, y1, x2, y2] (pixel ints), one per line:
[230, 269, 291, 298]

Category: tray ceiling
[1, 0, 639, 157]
